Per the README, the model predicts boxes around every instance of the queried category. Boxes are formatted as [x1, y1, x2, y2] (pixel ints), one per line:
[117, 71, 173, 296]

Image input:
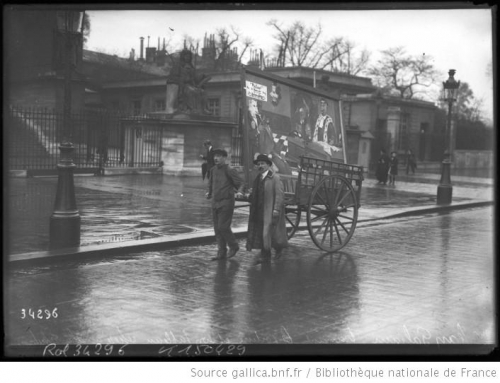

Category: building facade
[342, 93, 438, 168]
[5, 8, 440, 174]
[5, 8, 86, 110]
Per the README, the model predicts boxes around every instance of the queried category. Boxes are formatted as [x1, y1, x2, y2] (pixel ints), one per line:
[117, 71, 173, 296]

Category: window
[207, 98, 221, 116]
[152, 99, 166, 112]
[132, 99, 141, 115]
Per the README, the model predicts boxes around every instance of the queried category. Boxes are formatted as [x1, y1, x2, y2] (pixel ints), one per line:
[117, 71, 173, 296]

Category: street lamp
[437, 69, 460, 205]
[49, 10, 84, 248]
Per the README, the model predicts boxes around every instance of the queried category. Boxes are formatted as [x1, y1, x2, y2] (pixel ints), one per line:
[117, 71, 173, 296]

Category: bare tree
[181, 26, 253, 70]
[214, 26, 253, 67]
[369, 47, 439, 99]
[267, 19, 323, 67]
[324, 39, 370, 75]
[267, 19, 370, 75]
[453, 82, 485, 122]
[182, 34, 200, 52]
[82, 12, 91, 45]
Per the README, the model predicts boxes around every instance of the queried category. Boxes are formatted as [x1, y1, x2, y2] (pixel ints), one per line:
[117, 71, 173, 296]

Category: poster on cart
[241, 67, 347, 176]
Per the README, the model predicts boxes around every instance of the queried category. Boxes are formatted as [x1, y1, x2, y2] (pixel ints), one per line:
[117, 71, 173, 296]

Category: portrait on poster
[243, 71, 346, 172]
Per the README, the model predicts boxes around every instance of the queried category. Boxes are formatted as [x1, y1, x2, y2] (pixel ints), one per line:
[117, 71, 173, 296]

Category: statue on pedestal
[167, 49, 211, 116]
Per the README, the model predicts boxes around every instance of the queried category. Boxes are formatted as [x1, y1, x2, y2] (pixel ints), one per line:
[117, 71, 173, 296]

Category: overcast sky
[85, 7, 494, 122]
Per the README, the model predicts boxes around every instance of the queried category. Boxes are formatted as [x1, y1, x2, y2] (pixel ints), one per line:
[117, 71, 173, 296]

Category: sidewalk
[6, 170, 494, 262]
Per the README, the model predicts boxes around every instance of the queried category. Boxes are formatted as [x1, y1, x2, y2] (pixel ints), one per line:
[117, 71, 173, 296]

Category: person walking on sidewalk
[376, 149, 390, 185]
[206, 148, 245, 260]
[200, 140, 215, 180]
[388, 151, 399, 186]
[246, 154, 288, 265]
[406, 149, 417, 175]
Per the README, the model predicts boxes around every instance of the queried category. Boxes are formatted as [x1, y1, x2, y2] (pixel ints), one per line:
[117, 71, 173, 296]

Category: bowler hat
[213, 148, 228, 157]
[253, 153, 273, 166]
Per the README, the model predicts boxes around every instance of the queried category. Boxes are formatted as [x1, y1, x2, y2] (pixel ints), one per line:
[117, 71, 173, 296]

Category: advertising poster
[242, 69, 346, 176]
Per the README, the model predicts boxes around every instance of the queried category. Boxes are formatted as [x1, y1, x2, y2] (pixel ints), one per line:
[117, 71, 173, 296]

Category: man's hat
[213, 148, 228, 157]
[204, 139, 211, 145]
[253, 153, 273, 166]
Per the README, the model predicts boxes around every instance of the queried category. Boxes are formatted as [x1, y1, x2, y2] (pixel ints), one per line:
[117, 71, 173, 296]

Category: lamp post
[437, 69, 460, 205]
[49, 10, 84, 248]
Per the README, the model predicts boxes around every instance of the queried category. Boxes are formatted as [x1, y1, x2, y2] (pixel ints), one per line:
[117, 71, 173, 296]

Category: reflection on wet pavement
[6, 208, 494, 345]
[9, 173, 487, 255]
[7, 176, 249, 254]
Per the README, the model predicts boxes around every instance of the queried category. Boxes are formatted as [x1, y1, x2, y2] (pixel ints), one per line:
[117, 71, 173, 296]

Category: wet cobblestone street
[6, 174, 486, 255]
[5, 207, 494, 346]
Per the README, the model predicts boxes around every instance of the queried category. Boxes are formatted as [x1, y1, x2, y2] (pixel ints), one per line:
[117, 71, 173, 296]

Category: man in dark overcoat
[246, 154, 288, 264]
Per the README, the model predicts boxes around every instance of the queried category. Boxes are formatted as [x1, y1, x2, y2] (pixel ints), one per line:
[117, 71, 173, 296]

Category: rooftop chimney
[140, 37, 144, 60]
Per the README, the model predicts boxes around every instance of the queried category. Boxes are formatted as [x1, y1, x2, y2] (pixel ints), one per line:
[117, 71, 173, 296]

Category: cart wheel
[306, 175, 358, 252]
[285, 206, 301, 239]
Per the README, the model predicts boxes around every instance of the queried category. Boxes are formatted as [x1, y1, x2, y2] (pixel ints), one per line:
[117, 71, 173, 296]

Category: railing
[370, 131, 446, 171]
[231, 126, 243, 166]
[7, 106, 243, 172]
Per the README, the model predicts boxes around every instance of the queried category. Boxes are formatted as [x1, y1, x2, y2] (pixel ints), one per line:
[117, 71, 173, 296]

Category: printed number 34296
[21, 308, 58, 319]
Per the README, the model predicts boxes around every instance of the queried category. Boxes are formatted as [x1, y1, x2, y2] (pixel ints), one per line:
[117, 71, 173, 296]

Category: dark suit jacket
[203, 146, 215, 170]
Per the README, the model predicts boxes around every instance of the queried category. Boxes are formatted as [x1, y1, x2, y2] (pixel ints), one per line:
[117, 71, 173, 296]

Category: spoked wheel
[306, 175, 358, 252]
[285, 205, 301, 239]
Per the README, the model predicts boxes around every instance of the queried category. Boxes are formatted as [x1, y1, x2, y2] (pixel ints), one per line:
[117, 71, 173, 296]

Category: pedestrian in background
[200, 140, 215, 180]
[388, 151, 399, 186]
[206, 148, 245, 260]
[406, 149, 417, 175]
[246, 154, 288, 265]
[376, 149, 390, 185]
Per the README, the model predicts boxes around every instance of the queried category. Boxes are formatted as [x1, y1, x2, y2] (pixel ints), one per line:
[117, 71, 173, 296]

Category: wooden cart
[280, 155, 364, 252]
[239, 67, 363, 252]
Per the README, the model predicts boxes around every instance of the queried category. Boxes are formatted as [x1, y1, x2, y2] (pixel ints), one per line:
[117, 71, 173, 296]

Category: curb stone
[8, 200, 493, 264]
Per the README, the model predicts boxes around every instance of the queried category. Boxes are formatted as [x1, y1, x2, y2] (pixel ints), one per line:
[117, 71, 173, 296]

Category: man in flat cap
[246, 153, 288, 264]
[206, 148, 245, 260]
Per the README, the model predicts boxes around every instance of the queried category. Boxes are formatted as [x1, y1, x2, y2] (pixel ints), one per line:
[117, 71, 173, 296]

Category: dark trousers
[212, 205, 238, 255]
[406, 162, 416, 174]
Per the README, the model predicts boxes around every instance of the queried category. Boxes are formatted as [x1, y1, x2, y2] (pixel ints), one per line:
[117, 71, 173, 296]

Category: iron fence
[7, 107, 166, 171]
[7, 106, 242, 172]
[9, 107, 113, 170]
[370, 130, 446, 171]
[231, 126, 243, 166]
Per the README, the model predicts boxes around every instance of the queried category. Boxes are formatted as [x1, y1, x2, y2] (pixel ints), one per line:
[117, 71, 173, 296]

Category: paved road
[8, 174, 489, 255]
[5, 206, 494, 346]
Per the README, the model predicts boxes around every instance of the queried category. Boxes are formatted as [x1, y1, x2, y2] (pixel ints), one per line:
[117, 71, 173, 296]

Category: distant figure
[246, 154, 288, 265]
[200, 140, 215, 180]
[406, 149, 417, 175]
[206, 148, 245, 261]
[388, 151, 399, 186]
[376, 149, 390, 185]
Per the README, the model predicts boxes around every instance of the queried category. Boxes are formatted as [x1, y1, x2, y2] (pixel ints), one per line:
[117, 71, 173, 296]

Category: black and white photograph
[3, 3, 495, 359]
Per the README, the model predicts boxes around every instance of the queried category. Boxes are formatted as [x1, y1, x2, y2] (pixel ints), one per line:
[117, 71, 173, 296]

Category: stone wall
[122, 118, 237, 176]
[453, 150, 494, 169]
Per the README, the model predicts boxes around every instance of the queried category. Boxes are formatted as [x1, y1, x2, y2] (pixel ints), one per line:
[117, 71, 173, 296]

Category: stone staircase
[7, 116, 56, 171]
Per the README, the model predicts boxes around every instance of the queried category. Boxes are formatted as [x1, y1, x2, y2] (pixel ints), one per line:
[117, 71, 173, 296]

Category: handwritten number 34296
[21, 308, 58, 319]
